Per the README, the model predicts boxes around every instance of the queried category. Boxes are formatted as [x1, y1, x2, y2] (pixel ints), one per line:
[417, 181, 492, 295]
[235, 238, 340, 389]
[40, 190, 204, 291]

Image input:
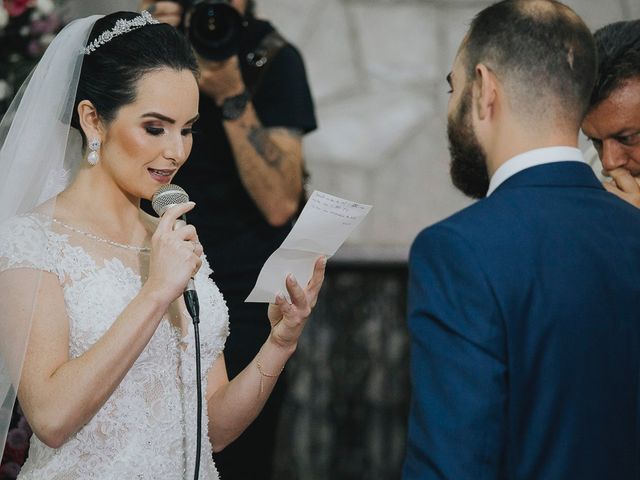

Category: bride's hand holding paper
[246, 191, 372, 303]
[267, 256, 326, 351]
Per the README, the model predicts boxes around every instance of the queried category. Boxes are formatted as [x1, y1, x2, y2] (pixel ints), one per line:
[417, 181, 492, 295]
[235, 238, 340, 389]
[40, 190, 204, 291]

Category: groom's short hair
[462, 0, 596, 127]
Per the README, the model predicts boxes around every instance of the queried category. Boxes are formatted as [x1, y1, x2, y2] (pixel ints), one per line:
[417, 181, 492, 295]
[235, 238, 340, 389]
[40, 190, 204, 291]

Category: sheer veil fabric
[0, 15, 102, 451]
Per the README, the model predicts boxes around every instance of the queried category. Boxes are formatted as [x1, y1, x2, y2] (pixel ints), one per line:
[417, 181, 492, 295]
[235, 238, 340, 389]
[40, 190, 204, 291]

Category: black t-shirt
[174, 18, 317, 301]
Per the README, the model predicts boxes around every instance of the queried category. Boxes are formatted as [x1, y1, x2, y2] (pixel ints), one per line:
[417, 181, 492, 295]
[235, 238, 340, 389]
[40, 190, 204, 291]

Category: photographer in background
[139, 1, 317, 479]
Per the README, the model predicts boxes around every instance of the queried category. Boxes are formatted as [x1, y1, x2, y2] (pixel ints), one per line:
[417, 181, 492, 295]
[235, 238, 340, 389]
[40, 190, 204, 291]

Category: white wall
[259, 0, 638, 261]
[65, 0, 640, 261]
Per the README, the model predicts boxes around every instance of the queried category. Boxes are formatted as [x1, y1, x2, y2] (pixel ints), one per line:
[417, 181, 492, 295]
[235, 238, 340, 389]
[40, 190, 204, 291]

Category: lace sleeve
[194, 254, 230, 354]
[0, 214, 59, 278]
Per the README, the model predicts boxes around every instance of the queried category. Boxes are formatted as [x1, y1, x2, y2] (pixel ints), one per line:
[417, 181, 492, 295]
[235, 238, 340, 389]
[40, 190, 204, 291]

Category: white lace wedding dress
[0, 213, 229, 479]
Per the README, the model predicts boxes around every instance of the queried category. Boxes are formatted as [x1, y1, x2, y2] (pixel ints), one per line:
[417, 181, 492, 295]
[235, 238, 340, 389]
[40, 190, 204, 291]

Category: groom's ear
[77, 100, 104, 140]
[472, 63, 498, 122]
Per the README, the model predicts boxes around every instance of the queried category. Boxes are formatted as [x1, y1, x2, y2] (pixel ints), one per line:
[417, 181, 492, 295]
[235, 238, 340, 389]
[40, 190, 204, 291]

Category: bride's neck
[57, 169, 146, 233]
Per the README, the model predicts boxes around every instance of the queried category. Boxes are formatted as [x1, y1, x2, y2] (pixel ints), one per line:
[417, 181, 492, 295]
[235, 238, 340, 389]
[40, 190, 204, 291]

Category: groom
[404, 1, 640, 479]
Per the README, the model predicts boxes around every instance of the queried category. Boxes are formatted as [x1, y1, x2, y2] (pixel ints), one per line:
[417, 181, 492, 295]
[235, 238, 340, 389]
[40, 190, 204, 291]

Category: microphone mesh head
[151, 184, 189, 216]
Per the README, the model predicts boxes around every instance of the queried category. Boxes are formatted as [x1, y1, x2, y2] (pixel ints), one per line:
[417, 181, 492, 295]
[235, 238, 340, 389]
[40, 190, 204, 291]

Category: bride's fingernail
[288, 273, 297, 284]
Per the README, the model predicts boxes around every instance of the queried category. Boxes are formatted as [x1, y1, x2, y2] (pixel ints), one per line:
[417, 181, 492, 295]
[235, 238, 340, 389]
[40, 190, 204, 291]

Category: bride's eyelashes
[144, 125, 195, 136]
[145, 126, 164, 136]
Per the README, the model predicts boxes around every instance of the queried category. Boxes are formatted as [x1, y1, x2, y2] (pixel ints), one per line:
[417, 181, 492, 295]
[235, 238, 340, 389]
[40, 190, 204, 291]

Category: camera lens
[187, 2, 243, 61]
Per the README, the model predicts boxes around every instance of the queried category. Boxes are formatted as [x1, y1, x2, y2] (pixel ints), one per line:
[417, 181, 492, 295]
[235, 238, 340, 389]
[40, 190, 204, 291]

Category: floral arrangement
[0, 0, 64, 114]
[0, 403, 31, 480]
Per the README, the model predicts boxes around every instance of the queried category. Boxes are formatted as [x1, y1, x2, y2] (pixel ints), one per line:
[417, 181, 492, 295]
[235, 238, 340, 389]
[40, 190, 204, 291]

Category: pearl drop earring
[87, 138, 101, 166]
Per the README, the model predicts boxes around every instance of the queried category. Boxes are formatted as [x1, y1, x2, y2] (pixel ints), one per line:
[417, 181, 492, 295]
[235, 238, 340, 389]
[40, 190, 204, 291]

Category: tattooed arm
[199, 56, 305, 227]
[224, 106, 304, 226]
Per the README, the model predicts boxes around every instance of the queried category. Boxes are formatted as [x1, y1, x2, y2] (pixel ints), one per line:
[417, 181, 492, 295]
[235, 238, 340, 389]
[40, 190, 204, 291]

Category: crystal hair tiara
[81, 11, 159, 55]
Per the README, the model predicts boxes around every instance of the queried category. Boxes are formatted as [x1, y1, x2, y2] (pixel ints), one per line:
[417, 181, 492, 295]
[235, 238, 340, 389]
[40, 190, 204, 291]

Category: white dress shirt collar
[486, 146, 585, 197]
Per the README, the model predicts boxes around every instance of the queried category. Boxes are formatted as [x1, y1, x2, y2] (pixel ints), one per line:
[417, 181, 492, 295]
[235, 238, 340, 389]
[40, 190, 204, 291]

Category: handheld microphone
[151, 183, 199, 322]
[152, 183, 204, 480]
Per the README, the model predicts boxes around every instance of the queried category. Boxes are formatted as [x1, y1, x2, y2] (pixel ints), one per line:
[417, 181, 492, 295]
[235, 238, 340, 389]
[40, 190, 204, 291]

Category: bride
[0, 10, 325, 479]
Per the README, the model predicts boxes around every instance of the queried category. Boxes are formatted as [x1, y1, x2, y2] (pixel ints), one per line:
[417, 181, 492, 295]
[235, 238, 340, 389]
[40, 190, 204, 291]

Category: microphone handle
[184, 287, 199, 323]
[173, 214, 200, 322]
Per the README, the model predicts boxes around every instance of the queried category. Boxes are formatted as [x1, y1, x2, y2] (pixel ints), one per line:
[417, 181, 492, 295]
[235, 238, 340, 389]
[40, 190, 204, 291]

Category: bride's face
[99, 67, 199, 200]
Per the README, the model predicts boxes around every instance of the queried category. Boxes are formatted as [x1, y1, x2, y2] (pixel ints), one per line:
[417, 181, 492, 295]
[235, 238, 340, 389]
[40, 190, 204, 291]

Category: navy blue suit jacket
[404, 161, 640, 479]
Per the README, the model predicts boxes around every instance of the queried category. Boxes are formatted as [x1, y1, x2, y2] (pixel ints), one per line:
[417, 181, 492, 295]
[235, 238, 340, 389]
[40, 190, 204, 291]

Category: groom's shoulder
[410, 193, 525, 265]
[411, 201, 486, 257]
[417, 196, 504, 239]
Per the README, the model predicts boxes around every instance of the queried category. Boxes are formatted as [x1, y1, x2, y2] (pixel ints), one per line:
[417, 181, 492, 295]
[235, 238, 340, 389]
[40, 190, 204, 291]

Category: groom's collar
[487, 146, 586, 197]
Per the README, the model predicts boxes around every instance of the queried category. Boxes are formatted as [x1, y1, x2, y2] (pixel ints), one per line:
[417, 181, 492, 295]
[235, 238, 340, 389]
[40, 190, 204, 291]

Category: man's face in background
[582, 78, 640, 177]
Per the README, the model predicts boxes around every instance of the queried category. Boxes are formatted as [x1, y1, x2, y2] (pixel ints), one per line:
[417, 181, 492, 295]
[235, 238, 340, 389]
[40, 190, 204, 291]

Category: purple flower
[3, 427, 29, 469]
[29, 18, 46, 33]
[0, 0, 63, 114]
[0, 461, 21, 479]
[6, 427, 29, 450]
[17, 416, 32, 436]
[26, 38, 41, 56]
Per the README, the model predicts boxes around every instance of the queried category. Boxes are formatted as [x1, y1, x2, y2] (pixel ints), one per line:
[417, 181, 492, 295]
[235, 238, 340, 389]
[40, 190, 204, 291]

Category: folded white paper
[245, 191, 372, 303]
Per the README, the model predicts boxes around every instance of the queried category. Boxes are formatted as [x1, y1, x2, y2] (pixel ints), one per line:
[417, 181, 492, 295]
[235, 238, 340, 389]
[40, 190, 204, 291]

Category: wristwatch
[221, 90, 250, 121]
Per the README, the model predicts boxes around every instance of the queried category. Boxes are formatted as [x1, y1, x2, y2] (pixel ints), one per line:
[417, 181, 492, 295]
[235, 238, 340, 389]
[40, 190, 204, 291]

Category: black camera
[175, 0, 245, 61]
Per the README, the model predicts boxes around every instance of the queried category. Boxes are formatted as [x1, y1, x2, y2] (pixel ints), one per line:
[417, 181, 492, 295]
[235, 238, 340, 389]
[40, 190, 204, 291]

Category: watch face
[222, 91, 250, 120]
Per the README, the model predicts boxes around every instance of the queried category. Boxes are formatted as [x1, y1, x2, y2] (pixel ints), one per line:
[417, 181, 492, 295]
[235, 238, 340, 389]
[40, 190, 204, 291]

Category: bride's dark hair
[71, 12, 199, 142]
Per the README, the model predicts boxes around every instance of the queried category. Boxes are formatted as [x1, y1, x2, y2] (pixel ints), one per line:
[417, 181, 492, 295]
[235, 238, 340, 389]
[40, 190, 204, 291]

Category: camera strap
[244, 30, 287, 95]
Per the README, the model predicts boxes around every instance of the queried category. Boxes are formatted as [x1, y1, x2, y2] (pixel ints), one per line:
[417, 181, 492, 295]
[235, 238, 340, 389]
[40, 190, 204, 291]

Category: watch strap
[221, 89, 250, 121]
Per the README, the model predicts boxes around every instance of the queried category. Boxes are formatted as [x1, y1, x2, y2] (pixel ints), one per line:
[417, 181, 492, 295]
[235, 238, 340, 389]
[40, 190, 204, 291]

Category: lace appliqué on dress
[0, 214, 229, 480]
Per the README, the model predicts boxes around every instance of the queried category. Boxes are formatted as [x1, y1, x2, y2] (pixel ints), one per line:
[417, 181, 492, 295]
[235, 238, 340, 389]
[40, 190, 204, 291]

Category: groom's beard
[447, 92, 490, 199]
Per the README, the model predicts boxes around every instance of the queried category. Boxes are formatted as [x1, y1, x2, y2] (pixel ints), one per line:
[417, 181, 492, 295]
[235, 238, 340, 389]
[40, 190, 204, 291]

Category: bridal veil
[0, 14, 101, 452]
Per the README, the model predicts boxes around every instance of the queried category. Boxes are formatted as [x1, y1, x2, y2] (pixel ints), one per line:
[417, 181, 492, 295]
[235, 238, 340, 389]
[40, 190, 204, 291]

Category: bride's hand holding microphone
[144, 201, 203, 304]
